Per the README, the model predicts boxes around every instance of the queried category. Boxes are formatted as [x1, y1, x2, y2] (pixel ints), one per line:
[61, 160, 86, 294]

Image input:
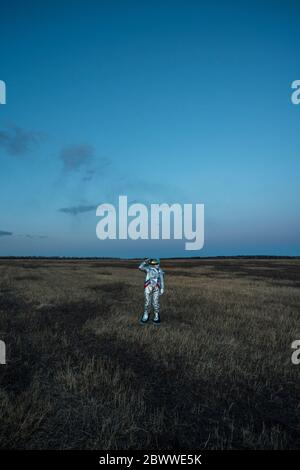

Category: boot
[140, 312, 149, 324]
[152, 313, 161, 325]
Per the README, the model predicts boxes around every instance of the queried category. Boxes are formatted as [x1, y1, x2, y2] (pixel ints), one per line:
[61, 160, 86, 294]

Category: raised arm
[139, 258, 150, 272]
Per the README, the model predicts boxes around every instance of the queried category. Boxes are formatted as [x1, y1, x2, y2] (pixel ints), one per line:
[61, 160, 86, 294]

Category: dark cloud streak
[58, 204, 97, 216]
[60, 144, 94, 172]
[0, 230, 13, 237]
[0, 125, 43, 156]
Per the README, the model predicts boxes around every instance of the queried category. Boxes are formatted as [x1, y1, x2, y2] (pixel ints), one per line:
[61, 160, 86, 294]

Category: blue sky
[0, 0, 299, 257]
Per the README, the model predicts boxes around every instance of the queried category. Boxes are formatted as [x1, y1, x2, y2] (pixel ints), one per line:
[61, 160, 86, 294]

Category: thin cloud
[60, 144, 94, 172]
[107, 175, 187, 203]
[82, 169, 96, 181]
[81, 161, 110, 181]
[59, 144, 111, 180]
[0, 125, 43, 156]
[0, 230, 13, 237]
[59, 204, 97, 216]
[24, 234, 49, 239]
[15, 233, 49, 239]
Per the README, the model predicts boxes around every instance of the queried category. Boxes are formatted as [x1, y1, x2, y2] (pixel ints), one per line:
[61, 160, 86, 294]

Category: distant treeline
[0, 255, 299, 260]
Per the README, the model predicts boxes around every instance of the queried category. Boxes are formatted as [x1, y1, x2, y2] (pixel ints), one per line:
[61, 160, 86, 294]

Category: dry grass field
[0, 257, 299, 449]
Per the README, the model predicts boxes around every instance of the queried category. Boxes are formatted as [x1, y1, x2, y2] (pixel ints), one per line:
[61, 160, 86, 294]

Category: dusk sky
[0, 0, 299, 257]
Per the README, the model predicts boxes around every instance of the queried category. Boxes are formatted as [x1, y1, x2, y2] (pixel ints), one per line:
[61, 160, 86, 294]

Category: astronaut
[139, 258, 165, 325]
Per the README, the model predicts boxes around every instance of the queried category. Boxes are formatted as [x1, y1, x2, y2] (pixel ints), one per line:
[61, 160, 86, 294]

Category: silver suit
[139, 260, 164, 321]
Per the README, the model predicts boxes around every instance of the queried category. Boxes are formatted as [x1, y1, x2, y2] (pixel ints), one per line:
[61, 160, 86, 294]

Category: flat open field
[0, 258, 299, 449]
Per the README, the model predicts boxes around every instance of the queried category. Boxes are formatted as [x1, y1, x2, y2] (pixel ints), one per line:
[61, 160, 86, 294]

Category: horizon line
[0, 255, 299, 260]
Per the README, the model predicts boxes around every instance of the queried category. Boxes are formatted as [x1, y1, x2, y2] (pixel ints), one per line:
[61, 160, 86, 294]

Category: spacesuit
[139, 258, 164, 324]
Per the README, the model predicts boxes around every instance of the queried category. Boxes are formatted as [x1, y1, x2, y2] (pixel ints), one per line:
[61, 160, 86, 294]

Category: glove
[160, 289, 164, 295]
